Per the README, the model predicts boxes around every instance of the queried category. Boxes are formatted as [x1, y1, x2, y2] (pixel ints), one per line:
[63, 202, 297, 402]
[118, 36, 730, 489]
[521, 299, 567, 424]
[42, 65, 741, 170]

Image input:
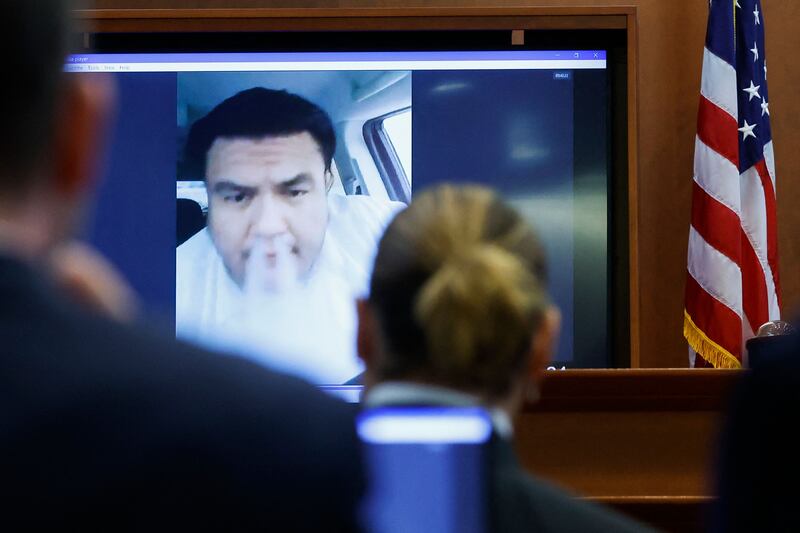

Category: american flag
[684, 0, 779, 368]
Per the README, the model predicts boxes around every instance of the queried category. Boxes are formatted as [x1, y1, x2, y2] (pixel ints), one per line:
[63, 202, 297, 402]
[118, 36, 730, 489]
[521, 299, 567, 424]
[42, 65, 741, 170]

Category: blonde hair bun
[415, 242, 545, 381]
[369, 184, 549, 397]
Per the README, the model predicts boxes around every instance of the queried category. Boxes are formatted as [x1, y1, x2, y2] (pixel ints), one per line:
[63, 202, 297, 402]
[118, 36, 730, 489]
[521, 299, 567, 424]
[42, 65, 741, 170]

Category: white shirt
[364, 381, 514, 438]
[176, 193, 405, 384]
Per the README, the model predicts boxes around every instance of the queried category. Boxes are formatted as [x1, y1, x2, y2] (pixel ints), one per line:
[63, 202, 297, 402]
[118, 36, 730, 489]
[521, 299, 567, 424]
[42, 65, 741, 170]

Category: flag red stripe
[697, 95, 740, 168]
[685, 273, 742, 357]
[754, 159, 780, 304]
[740, 228, 770, 333]
[691, 181, 741, 266]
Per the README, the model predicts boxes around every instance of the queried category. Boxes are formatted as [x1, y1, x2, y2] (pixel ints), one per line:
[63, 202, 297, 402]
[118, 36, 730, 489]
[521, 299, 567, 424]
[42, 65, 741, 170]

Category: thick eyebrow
[212, 181, 258, 196]
[277, 174, 314, 190]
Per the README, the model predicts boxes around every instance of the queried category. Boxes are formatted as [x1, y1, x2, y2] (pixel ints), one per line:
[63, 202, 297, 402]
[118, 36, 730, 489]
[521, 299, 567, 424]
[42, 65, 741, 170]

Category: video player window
[70, 50, 610, 395]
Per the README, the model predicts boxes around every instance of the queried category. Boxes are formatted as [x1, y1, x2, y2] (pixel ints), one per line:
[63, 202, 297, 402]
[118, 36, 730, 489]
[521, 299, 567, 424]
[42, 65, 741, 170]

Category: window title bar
[65, 50, 607, 72]
[68, 50, 606, 64]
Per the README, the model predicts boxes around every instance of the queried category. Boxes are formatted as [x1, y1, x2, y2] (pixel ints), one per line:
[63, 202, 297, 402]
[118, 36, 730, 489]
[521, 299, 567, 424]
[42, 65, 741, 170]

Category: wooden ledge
[530, 368, 742, 412]
[73, 7, 635, 33]
[76, 7, 637, 20]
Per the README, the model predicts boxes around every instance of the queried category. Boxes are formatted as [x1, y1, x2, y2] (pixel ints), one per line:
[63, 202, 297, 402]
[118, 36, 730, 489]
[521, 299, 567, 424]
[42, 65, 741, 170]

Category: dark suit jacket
[713, 335, 800, 533]
[489, 436, 654, 533]
[0, 255, 363, 530]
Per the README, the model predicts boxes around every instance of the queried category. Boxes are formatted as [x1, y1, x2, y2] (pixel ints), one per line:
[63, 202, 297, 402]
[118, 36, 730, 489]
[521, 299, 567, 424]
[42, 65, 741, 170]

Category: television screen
[67, 43, 613, 393]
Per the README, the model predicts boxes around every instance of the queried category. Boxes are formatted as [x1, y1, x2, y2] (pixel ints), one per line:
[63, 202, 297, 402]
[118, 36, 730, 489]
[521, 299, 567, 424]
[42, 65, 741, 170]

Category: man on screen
[176, 87, 404, 383]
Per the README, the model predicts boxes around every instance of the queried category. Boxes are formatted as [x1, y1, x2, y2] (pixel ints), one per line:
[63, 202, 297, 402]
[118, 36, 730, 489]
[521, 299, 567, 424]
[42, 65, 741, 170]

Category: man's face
[205, 132, 330, 288]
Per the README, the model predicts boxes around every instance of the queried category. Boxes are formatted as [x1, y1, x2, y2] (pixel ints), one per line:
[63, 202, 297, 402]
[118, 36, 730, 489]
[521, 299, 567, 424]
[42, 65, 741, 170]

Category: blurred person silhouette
[0, 1, 363, 529]
[356, 185, 653, 533]
[712, 322, 800, 533]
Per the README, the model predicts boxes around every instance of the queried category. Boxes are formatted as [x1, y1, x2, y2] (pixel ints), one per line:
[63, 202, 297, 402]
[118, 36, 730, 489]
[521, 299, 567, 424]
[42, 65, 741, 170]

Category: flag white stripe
[739, 165, 780, 319]
[742, 320, 754, 361]
[742, 228, 781, 326]
[700, 47, 739, 122]
[740, 166, 770, 263]
[763, 141, 776, 190]
[688, 226, 744, 319]
[694, 136, 742, 217]
[739, 225, 780, 321]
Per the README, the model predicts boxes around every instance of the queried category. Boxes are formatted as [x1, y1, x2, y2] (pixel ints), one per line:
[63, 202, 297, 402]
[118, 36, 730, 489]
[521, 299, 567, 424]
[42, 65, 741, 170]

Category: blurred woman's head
[358, 184, 560, 408]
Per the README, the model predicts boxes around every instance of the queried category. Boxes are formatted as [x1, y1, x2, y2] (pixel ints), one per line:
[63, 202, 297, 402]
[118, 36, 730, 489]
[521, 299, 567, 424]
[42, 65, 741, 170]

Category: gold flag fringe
[683, 310, 742, 369]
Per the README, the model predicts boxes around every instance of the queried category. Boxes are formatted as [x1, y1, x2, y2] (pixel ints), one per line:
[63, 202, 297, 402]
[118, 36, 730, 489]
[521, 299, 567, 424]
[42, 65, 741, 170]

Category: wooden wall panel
[83, 0, 800, 368]
[521, 369, 738, 497]
[516, 369, 739, 532]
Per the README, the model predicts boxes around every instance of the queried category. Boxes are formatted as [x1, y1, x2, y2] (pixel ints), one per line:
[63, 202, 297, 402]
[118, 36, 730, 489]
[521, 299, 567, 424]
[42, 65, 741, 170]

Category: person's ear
[356, 298, 380, 385]
[528, 306, 561, 387]
[52, 73, 115, 198]
[324, 169, 334, 192]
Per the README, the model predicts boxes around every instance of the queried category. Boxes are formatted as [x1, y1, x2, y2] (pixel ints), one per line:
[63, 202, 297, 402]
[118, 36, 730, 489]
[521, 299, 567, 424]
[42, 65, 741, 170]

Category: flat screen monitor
[67, 29, 625, 394]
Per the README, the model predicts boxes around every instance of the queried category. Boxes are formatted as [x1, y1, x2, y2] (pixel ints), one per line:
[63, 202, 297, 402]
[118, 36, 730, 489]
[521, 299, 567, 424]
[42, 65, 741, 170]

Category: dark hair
[0, 0, 71, 191]
[368, 185, 549, 399]
[182, 87, 336, 180]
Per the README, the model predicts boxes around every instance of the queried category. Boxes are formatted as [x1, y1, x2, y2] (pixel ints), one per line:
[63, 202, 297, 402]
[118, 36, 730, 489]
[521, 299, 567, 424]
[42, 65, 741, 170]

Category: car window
[363, 107, 412, 203]
[382, 109, 412, 186]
